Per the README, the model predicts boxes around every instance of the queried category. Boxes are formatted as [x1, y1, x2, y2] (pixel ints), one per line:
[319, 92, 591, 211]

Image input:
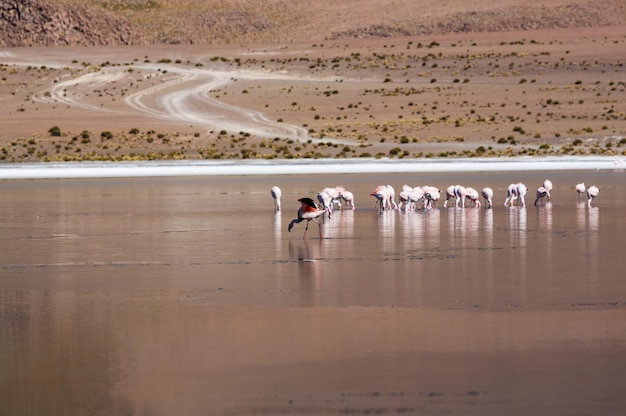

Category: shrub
[48, 126, 62, 136]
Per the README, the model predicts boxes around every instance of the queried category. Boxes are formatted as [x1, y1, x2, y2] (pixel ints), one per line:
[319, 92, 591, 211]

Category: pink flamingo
[317, 190, 333, 215]
[408, 187, 426, 210]
[319, 187, 341, 213]
[443, 185, 456, 208]
[385, 185, 398, 210]
[575, 183, 586, 199]
[586, 186, 600, 207]
[371, 185, 396, 211]
[270, 186, 282, 212]
[371, 185, 389, 211]
[288, 198, 329, 239]
[534, 186, 550, 205]
[398, 184, 413, 211]
[516, 183, 528, 207]
[504, 183, 528, 207]
[481, 187, 494, 209]
[504, 183, 518, 206]
[339, 190, 355, 210]
[454, 185, 468, 208]
[423, 186, 441, 209]
[535, 179, 553, 206]
[465, 187, 481, 208]
[332, 186, 355, 210]
[543, 179, 553, 194]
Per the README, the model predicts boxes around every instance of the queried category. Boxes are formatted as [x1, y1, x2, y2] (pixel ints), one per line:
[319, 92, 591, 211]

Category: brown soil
[1, 3, 625, 162]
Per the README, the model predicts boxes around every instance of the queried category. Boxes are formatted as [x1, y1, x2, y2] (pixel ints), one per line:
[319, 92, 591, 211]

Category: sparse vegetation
[1, 1, 625, 162]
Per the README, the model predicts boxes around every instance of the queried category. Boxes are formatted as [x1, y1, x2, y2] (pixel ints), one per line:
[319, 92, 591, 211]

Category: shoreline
[1, 156, 624, 179]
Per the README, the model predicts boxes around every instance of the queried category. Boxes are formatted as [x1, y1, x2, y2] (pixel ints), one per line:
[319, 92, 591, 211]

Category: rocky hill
[0, 0, 147, 47]
[328, 3, 625, 40]
[1, 0, 624, 47]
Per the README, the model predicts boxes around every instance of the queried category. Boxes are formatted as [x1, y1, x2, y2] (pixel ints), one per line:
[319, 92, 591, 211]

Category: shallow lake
[1, 169, 626, 415]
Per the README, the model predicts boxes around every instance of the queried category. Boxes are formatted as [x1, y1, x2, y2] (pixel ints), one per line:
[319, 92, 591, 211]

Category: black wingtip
[298, 197, 319, 209]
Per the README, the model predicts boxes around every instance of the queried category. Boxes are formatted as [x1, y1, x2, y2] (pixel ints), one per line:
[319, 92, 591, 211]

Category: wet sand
[1, 170, 626, 415]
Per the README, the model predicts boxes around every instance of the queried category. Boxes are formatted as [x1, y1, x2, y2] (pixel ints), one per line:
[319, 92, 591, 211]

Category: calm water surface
[1, 170, 626, 415]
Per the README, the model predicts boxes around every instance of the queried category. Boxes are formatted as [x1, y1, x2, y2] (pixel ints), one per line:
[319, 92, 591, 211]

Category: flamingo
[371, 185, 397, 211]
[535, 179, 553, 205]
[575, 182, 586, 199]
[504, 183, 519, 206]
[516, 183, 528, 207]
[333, 186, 355, 210]
[454, 185, 468, 208]
[317, 190, 333, 215]
[423, 186, 440, 209]
[443, 185, 456, 208]
[408, 187, 426, 211]
[319, 187, 341, 212]
[288, 197, 328, 239]
[398, 184, 413, 211]
[320, 187, 340, 200]
[481, 187, 494, 209]
[371, 185, 390, 211]
[385, 185, 398, 210]
[331, 186, 346, 210]
[586, 185, 600, 207]
[534, 186, 550, 206]
[465, 187, 481, 208]
[339, 190, 355, 210]
[504, 183, 527, 207]
[270, 186, 282, 212]
[543, 179, 553, 194]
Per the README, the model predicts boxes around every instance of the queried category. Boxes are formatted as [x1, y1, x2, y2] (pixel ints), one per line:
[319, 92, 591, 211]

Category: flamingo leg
[310, 218, 323, 239]
[302, 220, 310, 239]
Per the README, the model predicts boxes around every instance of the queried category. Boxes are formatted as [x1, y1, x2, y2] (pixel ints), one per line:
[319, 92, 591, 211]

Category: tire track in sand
[125, 65, 312, 140]
[15, 50, 338, 141]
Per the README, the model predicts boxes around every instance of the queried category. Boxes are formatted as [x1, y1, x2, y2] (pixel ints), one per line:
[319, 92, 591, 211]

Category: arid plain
[1, 24, 625, 162]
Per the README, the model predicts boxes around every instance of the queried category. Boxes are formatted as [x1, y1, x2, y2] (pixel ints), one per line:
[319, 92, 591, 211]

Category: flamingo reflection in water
[288, 197, 329, 239]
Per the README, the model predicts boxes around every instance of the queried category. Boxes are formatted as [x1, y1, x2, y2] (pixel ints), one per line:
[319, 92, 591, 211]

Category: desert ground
[1, 25, 625, 162]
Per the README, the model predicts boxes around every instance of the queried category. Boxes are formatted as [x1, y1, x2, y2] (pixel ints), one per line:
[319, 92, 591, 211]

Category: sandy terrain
[1, 25, 625, 162]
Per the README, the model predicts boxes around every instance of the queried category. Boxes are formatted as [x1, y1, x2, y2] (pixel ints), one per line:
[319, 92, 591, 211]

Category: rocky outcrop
[1, 0, 623, 47]
[328, 3, 622, 40]
[0, 0, 147, 47]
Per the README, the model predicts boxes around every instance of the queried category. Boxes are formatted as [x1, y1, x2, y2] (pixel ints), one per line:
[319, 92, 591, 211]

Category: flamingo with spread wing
[288, 197, 329, 239]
